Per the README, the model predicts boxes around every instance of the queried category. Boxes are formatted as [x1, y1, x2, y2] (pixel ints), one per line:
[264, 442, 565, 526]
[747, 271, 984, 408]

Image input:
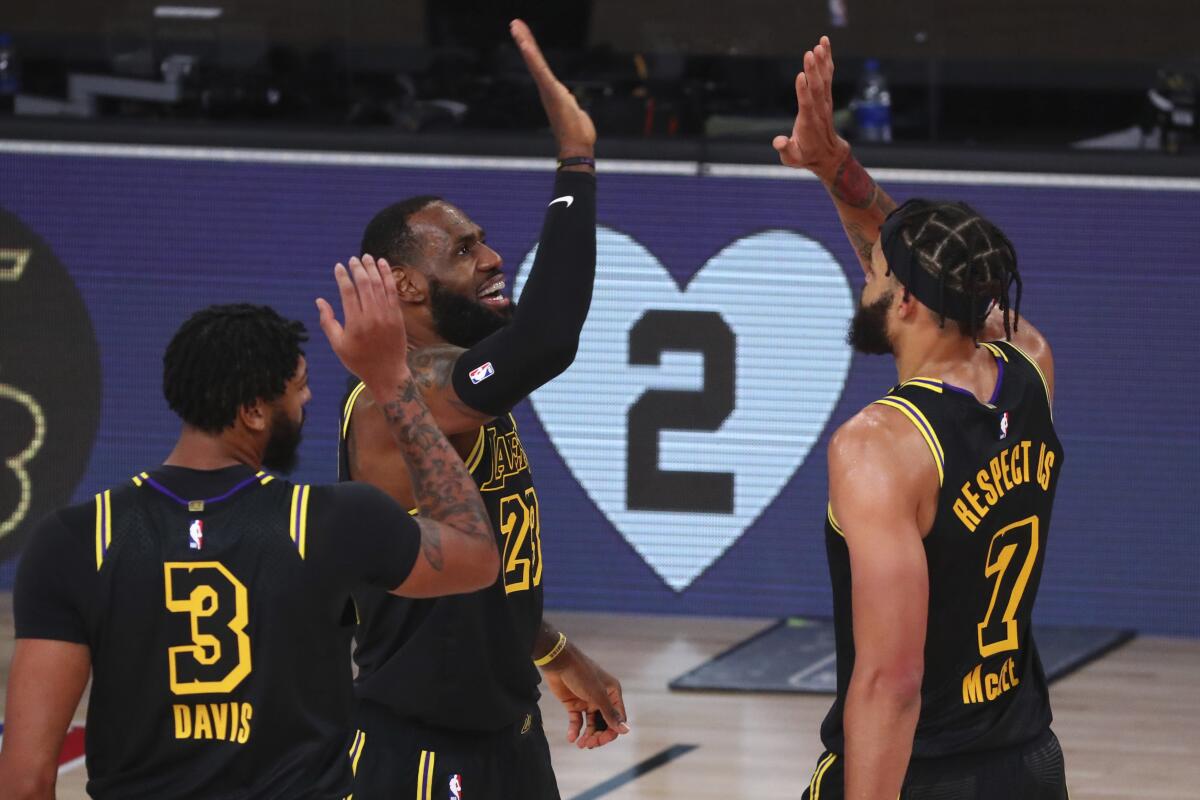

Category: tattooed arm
[318, 255, 497, 597]
[773, 36, 898, 272]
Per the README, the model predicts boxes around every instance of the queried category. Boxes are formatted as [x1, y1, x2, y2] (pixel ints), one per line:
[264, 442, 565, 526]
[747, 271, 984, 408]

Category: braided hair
[163, 304, 308, 433]
[884, 199, 1023, 341]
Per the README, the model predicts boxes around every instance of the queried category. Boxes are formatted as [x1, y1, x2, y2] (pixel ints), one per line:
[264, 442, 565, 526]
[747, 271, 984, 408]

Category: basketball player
[0, 257, 499, 799]
[774, 39, 1068, 798]
[338, 21, 626, 800]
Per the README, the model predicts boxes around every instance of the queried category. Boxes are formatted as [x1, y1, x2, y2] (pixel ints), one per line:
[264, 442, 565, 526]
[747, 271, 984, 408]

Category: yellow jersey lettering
[174, 704, 192, 738]
[953, 498, 980, 533]
[976, 469, 999, 505]
[193, 704, 213, 739]
[172, 703, 254, 743]
[479, 426, 532, 492]
[962, 481, 988, 520]
[954, 442, 1054, 533]
[1037, 445, 1056, 491]
[238, 703, 253, 744]
[962, 658, 1020, 705]
[211, 703, 229, 740]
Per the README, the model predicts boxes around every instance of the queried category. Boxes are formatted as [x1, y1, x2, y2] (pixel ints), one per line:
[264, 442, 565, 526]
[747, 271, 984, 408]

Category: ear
[391, 265, 427, 304]
[893, 285, 921, 321]
[238, 399, 270, 434]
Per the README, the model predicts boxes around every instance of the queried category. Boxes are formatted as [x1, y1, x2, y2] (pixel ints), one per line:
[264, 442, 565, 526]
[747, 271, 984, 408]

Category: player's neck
[163, 426, 263, 472]
[892, 327, 979, 384]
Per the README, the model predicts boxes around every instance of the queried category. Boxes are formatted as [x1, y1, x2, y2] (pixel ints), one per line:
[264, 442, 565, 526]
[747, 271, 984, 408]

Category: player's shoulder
[308, 480, 406, 515]
[831, 403, 918, 454]
[828, 402, 939, 486]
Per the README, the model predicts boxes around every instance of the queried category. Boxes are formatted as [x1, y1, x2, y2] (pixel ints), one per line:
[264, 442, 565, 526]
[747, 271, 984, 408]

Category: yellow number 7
[977, 516, 1039, 658]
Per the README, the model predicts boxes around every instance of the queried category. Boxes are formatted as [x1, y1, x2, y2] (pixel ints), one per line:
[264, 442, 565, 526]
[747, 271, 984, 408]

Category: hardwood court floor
[2, 599, 1197, 799]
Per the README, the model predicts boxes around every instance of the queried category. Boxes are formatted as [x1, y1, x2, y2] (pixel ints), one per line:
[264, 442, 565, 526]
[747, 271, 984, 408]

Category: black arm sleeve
[451, 170, 597, 416]
[308, 483, 422, 592]
[14, 510, 94, 643]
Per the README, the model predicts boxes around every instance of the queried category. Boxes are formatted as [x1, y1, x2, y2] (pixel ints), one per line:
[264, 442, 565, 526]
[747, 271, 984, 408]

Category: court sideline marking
[568, 743, 698, 800]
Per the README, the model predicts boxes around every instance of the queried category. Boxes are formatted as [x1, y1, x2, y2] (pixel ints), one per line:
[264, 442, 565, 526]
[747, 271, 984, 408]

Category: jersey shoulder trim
[826, 502, 845, 538]
[986, 339, 1052, 420]
[288, 484, 311, 559]
[872, 395, 946, 487]
[94, 489, 113, 570]
[342, 381, 368, 440]
[899, 376, 945, 394]
[464, 426, 487, 474]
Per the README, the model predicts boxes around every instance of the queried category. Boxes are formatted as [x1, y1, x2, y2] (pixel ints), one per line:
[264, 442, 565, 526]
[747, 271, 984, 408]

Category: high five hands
[510, 19, 596, 161]
[773, 36, 850, 180]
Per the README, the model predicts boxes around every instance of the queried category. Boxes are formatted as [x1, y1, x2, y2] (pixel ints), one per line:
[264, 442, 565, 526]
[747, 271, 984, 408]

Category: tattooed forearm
[830, 154, 879, 209]
[414, 518, 445, 571]
[825, 153, 898, 270]
[846, 222, 876, 266]
[375, 375, 492, 569]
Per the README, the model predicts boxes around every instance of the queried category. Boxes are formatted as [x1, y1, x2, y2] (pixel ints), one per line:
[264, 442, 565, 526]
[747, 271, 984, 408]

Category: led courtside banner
[1, 144, 1196, 635]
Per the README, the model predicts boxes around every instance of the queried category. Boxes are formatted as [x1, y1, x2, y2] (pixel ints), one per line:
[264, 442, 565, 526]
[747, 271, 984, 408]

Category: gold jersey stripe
[809, 752, 837, 799]
[464, 426, 486, 473]
[901, 376, 945, 393]
[1003, 340, 1053, 420]
[981, 340, 1010, 362]
[873, 396, 945, 487]
[341, 381, 369, 439]
[93, 489, 113, 571]
[827, 502, 844, 538]
[289, 485, 311, 559]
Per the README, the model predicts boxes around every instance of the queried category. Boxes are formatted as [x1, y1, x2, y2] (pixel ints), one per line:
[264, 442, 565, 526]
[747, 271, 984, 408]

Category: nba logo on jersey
[469, 362, 495, 384]
[188, 519, 204, 550]
[448, 773, 463, 799]
[999, 411, 1010, 440]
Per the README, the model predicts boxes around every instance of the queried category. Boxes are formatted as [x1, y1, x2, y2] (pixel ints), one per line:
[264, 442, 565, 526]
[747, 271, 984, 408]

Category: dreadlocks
[880, 199, 1023, 342]
[163, 304, 308, 433]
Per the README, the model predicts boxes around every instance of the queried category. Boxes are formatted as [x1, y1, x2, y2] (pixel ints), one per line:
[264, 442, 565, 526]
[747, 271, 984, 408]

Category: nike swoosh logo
[549, 196, 574, 208]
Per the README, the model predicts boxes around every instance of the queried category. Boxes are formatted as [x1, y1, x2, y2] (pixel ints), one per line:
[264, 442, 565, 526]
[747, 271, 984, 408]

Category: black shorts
[349, 700, 560, 800]
[802, 728, 1068, 800]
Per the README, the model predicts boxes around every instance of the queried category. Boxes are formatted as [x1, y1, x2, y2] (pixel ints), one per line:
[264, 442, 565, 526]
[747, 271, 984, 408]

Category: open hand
[511, 18, 596, 158]
[316, 254, 409, 387]
[772, 36, 848, 179]
[542, 647, 629, 749]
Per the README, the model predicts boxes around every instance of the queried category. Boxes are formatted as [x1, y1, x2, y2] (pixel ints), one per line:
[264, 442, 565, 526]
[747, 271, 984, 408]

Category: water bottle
[0, 34, 18, 114]
[852, 59, 892, 143]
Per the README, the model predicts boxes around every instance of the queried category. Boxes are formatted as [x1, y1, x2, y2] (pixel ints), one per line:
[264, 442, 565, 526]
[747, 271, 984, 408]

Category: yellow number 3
[164, 562, 252, 695]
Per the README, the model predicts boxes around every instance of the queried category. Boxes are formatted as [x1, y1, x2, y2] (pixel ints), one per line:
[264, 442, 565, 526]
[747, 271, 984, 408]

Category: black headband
[879, 209, 995, 326]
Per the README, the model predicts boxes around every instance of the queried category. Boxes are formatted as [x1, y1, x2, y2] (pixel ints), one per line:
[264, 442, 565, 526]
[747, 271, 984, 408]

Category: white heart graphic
[515, 227, 854, 591]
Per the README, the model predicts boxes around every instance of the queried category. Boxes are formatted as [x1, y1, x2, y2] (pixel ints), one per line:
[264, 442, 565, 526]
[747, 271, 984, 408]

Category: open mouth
[477, 276, 510, 308]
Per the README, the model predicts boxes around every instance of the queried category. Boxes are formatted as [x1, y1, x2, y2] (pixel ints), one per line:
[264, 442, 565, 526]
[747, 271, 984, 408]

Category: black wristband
[557, 156, 596, 170]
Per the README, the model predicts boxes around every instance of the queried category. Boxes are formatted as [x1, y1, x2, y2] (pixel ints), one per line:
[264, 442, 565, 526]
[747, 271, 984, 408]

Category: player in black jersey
[0, 257, 499, 799]
[337, 20, 627, 800]
[774, 39, 1068, 799]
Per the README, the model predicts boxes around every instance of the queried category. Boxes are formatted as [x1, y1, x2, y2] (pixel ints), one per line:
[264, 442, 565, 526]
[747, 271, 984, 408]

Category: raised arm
[774, 37, 897, 273]
[318, 256, 498, 596]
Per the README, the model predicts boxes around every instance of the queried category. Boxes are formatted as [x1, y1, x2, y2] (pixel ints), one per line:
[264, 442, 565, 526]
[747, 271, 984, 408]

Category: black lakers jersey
[820, 340, 1064, 758]
[339, 381, 545, 731]
[13, 465, 421, 799]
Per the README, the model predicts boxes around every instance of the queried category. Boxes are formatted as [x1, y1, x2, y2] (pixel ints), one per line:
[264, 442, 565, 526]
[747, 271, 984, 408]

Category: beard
[847, 290, 895, 355]
[429, 279, 514, 348]
[262, 407, 304, 474]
